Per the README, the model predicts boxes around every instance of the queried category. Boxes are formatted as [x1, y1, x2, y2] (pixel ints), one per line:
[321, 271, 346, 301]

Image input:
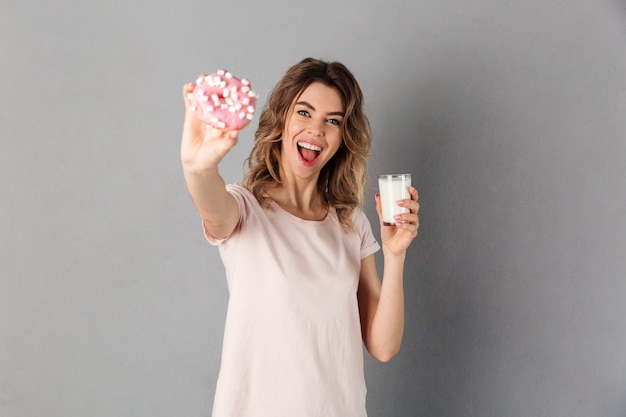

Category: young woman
[181, 58, 420, 417]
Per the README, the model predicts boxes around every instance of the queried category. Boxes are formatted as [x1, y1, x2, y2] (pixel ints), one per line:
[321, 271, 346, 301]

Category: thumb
[374, 194, 384, 224]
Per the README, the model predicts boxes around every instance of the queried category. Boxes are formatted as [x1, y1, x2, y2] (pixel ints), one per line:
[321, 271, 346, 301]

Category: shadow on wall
[370, 19, 626, 414]
[366, 1, 626, 416]
[367, 52, 526, 416]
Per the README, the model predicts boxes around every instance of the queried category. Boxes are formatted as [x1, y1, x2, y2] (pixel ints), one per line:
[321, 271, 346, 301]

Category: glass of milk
[378, 174, 411, 226]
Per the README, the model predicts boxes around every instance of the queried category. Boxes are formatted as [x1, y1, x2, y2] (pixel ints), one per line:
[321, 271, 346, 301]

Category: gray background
[2, 0, 626, 416]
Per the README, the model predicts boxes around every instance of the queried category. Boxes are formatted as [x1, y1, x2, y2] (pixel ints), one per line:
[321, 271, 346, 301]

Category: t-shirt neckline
[269, 199, 334, 225]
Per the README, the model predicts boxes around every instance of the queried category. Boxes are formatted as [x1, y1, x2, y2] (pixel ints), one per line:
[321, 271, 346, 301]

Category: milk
[378, 174, 411, 225]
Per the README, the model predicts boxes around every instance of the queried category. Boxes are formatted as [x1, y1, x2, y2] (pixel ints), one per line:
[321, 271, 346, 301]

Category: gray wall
[2, 0, 625, 416]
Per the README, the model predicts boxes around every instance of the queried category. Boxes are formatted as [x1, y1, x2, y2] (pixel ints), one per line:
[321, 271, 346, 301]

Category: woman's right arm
[180, 81, 240, 240]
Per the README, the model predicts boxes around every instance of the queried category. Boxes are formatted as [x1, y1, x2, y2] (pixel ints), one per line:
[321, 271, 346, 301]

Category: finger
[393, 215, 419, 234]
[410, 186, 419, 201]
[206, 125, 240, 144]
[393, 212, 418, 225]
[204, 124, 229, 140]
[397, 199, 420, 214]
[182, 84, 200, 124]
[182, 82, 195, 103]
[220, 130, 240, 154]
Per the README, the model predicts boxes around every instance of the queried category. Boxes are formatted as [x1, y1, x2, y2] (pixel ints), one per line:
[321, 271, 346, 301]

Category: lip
[296, 138, 324, 150]
[296, 138, 324, 167]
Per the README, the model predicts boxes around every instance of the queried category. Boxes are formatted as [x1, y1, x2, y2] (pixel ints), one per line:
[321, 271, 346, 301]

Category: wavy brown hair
[243, 58, 371, 231]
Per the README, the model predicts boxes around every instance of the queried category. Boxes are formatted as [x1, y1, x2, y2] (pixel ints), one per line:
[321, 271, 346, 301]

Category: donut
[187, 70, 258, 131]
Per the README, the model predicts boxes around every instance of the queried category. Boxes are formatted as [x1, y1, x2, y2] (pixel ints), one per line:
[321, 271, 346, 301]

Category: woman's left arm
[357, 187, 420, 362]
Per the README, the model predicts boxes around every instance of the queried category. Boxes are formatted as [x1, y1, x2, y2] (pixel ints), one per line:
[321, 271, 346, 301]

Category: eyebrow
[295, 101, 345, 117]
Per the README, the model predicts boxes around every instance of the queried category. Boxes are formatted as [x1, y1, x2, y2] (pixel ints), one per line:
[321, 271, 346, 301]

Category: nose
[307, 119, 325, 137]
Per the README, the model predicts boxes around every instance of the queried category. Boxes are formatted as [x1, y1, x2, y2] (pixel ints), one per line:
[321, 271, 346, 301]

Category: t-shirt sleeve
[203, 183, 249, 246]
[354, 210, 380, 259]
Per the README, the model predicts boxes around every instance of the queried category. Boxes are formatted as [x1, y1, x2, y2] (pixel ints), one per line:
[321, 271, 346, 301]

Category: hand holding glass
[378, 174, 411, 226]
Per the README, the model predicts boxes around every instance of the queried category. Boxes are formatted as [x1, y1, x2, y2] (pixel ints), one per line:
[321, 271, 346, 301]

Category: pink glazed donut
[188, 70, 258, 130]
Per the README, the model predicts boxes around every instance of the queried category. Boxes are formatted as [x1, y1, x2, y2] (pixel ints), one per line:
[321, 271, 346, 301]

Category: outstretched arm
[180, 81, 240, 239]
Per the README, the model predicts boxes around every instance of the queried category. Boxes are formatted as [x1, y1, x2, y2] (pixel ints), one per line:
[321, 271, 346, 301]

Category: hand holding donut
[181, 70, 258, 170]
[375, 186, 420, 257]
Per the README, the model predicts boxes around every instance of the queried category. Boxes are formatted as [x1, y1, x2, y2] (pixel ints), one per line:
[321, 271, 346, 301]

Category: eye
[297, 109, 310, 117]
[327, 118, 341, 126]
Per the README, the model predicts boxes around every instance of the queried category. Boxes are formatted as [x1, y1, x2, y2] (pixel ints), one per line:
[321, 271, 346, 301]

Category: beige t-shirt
[205, 184, 380, 417]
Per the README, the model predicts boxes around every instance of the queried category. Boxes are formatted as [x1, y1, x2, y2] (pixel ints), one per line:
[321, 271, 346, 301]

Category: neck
[267, 176, 327, 221]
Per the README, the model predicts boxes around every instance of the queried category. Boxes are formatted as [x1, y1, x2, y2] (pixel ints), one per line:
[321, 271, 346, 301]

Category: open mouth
[297, 141, 322, 164]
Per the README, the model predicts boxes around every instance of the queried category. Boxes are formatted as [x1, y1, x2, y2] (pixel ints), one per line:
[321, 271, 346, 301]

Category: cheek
[282, 118, 297, 140]
[283, 118, 301, 138]
[327, 138, 343, 160]
[332, 131, 344, 150]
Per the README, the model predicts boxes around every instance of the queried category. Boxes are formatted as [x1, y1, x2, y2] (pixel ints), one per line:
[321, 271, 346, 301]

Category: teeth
[297, 142, 322, 151]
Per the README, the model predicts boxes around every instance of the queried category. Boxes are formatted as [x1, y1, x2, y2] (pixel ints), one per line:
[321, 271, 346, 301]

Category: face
[279, 82, 345, 181]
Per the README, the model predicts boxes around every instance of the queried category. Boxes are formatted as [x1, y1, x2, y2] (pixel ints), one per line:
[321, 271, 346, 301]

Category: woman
[181, 58, 420, 417]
